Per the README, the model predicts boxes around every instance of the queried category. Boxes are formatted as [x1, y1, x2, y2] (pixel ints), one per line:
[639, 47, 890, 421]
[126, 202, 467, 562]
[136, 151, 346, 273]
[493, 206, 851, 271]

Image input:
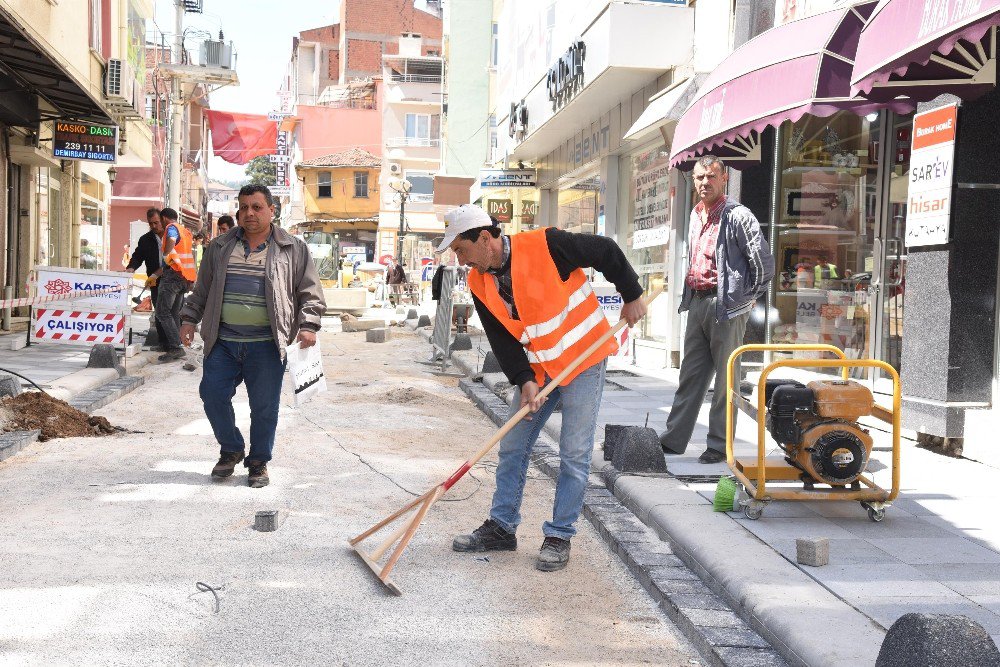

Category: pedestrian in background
[179, 185, 326, 488]
[386, 257, 406, 306]
[125, 207, 167, 350]
[216, 214, 235, 235]
[659, 155, 774, 463]
[148, 207, 196, 363]
[441, 204, 646, 572]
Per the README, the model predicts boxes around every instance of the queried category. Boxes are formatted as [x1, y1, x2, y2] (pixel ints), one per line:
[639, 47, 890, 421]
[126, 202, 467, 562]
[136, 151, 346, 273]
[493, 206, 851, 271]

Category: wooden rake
[349, 287, 662, 595]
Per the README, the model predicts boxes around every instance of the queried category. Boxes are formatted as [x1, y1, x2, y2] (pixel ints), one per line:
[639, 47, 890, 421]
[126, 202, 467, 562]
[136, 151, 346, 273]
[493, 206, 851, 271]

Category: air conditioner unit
[104, 59, 134, 104]
[200, 40, 233, 69]
[389, 162, 402, 175]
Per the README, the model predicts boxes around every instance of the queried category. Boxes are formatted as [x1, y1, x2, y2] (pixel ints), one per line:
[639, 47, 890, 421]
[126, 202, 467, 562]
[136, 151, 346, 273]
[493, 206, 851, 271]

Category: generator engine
[764, 379, 874, 486]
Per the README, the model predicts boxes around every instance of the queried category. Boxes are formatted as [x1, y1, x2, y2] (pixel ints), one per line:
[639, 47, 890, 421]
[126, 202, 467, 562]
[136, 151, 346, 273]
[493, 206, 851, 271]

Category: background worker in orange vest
[441, 204, 647, 572]
[148, 207, 197, 363]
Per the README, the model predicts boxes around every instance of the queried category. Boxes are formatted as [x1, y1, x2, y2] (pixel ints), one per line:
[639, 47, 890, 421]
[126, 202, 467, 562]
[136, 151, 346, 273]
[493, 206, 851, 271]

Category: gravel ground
[0, 320, 701, 666]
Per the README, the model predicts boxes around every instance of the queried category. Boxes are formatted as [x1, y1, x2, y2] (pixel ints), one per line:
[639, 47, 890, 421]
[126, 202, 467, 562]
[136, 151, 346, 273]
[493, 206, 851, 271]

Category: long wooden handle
[441, 286, 664, 491]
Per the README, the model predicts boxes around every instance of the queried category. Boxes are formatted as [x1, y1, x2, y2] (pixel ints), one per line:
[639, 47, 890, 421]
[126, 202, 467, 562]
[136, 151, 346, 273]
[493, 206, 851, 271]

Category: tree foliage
[244, 156, 276, 187]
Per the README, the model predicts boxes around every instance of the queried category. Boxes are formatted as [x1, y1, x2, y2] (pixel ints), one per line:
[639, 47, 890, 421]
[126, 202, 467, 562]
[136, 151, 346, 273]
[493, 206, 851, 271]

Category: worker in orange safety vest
[148, 207, 196, 363]
[439, 204, 647, 573]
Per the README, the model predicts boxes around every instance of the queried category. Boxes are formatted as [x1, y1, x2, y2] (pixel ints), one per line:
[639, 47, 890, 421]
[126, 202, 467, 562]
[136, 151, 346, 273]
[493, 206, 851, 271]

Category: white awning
[623, 77, 700, 144]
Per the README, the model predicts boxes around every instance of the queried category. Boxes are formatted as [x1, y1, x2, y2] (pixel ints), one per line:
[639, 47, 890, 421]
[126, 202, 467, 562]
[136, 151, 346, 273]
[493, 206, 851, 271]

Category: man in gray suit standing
[660, 156, 774, 463]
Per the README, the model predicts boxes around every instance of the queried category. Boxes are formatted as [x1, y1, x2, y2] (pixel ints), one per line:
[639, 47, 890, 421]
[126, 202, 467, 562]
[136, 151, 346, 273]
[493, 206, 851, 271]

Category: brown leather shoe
[247, 462, 269, 488]
[211, 451, 244, 478]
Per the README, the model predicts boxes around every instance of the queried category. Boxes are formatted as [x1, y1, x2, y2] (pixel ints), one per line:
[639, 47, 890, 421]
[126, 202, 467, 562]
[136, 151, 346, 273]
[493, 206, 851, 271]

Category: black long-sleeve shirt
[472, 228, 643, 388]
[125, 229, 161, 275]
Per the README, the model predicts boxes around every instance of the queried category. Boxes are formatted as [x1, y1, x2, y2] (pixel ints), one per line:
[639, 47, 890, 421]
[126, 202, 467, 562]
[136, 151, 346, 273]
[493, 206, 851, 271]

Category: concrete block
[451, 333, 472, 350]
[0, 373, 22, 398]
[611, 426, 668, 473]
[144, 327, 160, 348]
[406, 308, 418, 319]
[603, 423, 628, 461]
[87, 344, 121, 371]
[340, 314, 383, 332]
[876, 613, 1000, 667]
[366, 328, 391, 343]
[481, 351, 502, 374]
[416, 314, 431, 327]
[796, 537, 830, 567]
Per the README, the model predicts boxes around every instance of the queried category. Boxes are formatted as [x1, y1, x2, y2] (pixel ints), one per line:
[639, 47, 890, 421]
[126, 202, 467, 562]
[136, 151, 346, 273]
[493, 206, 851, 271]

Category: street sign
[269, 186, 291, 197]
[268, 154, 292, 163]
[35, 266, 131, 311]
[52, 122, 118, 163]
[479, 169, 537, 188]
[268, 111, 292, 121]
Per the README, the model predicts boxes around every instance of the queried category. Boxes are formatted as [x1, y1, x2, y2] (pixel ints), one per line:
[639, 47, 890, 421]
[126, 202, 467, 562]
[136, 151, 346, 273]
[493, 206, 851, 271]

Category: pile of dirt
[1, 392, 116, 441]
[377, 387, 436, 405]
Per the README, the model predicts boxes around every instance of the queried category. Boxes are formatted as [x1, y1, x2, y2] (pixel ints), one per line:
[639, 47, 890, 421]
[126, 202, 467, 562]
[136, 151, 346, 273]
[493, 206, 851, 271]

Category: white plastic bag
[286, 340, 328, 407]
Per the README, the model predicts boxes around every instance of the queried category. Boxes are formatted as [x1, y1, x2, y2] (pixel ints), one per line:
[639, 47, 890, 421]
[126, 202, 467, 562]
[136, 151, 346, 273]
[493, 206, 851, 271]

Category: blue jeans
[200, 339, 286, 464]
[490, 360, 606, 540]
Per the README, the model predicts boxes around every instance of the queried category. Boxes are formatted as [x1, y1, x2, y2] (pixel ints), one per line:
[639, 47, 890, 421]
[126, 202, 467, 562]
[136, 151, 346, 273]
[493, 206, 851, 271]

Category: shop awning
[0, 10, 114, 126]
[851, 0, 999, 102]
[623, 77, 700, 145]
[670, 2, 909, 168]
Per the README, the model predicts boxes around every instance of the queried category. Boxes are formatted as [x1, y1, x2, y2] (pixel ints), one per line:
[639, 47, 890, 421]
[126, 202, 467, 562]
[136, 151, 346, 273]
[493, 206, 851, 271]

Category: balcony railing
[388, 73, 442, 84]
[385, 137, 441, 148]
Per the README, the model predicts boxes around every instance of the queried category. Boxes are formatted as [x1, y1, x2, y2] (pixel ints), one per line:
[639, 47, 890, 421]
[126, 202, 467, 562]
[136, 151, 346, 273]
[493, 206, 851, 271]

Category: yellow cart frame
[725, 344, 901, 521]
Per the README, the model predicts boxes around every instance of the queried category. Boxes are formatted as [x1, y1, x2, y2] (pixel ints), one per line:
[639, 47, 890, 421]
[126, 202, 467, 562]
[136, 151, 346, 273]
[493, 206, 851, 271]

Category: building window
[491, 22, 499, 68]
[354, 171, 369, 198]
[317, 171, 332, 198]
[404, 113, 441, 146]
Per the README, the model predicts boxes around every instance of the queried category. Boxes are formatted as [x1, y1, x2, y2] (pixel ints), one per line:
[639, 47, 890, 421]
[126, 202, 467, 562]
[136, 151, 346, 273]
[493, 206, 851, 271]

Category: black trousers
[149, 284, 167, 347]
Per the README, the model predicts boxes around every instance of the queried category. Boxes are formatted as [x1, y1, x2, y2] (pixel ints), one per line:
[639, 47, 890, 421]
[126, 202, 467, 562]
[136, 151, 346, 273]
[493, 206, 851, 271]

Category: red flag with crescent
[204, 110, 277, 165]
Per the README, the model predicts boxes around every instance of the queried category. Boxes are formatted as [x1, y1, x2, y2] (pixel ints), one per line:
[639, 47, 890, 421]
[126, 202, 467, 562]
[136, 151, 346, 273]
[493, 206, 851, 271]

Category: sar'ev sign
[906, 104, 957, 247]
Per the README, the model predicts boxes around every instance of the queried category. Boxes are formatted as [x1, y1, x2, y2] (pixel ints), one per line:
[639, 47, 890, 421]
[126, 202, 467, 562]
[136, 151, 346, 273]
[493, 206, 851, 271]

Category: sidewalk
[442, 333, 1000, 666]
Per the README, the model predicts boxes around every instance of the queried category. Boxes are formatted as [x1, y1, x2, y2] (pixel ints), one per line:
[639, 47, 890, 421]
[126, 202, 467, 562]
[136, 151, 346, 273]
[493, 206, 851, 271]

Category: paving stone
[69, 376, 145, 413]
[0, 430, 40, 462]
[796, 537, 830, 567]
[365, 328, 391, 343]
[868, 537, 1000, 566]
[0, 373, 22, 398]
[681, 607, 745, 629]
[451, 333, 472, 351]
[652, 577, 713, 596]
[647, 564, 697, 580]
[875, 612, 1000, 667]
[668, 593, 732, 611]
[701, 626, 772, 649]
[714, 647, 788, 667]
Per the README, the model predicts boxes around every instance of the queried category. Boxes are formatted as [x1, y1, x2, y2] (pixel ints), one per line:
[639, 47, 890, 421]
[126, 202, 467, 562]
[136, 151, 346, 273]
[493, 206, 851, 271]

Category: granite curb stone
[0, 430, 40, 461]
[69, 376, 145, 414]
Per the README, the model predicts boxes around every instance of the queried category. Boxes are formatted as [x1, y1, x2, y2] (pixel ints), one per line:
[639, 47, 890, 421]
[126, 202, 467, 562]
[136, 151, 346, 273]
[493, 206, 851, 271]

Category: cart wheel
[867, 506, 886, 522]
[744, 502, 765, 520]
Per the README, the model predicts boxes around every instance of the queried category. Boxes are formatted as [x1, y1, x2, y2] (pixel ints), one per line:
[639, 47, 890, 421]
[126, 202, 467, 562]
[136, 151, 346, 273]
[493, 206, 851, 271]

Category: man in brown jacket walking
[179, 185, 326, 487]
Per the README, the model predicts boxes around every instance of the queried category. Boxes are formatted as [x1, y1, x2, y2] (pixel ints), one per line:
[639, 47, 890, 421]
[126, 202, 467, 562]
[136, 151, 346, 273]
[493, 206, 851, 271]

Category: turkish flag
[204, 110, 277, 165]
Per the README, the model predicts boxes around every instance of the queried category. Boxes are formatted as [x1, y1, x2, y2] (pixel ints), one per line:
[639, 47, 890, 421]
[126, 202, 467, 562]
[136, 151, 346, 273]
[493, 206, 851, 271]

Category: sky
[152, 0, 342, 183]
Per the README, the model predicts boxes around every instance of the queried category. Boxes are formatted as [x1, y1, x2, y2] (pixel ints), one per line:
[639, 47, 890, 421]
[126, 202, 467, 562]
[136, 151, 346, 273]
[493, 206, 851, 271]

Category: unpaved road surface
[0, 320, 700, 665]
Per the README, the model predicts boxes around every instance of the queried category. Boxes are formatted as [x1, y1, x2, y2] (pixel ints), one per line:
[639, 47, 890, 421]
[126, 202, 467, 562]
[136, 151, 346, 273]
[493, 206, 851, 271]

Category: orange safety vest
[161, 223, 197, 282]
[468, 229, 616, 387]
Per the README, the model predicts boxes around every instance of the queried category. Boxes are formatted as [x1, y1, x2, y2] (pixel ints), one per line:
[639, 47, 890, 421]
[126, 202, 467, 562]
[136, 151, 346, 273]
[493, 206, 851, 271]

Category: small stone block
[366, 328, 391, 343]
[406, 308, 418, 319]
[481, 351, 502, 374]
[416, 314, 431, 327]
[796, 537, 830, 567]
[611, 426, 668, 473]
[87, 343, 120, 370]
[876, 613, 1000, 667]
[0, 373, 22, 398]
[254, 510, 277, 532]
[451, 333, 472, 350]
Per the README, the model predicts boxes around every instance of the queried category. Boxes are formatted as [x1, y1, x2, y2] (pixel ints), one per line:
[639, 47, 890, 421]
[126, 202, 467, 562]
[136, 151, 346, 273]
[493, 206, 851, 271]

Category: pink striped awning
[670, 2, 911, 168]
[851, 0, 999, 102]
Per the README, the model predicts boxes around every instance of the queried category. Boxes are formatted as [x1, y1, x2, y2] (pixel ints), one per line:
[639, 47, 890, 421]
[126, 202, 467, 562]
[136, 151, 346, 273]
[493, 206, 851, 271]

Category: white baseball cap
[436, 204, 495, 252]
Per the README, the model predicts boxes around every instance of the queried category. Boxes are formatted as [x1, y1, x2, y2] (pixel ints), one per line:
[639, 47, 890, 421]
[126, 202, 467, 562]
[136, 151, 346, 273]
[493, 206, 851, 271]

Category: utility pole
[167, 0, 184, 212]
[397, 192, 407, 266]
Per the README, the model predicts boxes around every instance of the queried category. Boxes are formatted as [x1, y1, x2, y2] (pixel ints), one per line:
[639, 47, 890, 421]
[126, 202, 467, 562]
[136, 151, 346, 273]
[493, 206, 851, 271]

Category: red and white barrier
[0, 285, 126, 310]
[32, 308, 125, 345]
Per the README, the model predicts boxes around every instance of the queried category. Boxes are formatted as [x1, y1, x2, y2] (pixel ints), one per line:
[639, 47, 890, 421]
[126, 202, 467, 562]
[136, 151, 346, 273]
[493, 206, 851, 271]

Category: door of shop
[870, 112, 914, 396]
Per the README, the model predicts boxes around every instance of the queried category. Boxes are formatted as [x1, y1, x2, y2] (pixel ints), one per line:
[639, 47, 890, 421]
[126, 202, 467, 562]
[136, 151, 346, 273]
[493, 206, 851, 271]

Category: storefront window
[557, 175, 601, 234]
[625, 146, 672, 342]
[772, 111, 882, 374]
